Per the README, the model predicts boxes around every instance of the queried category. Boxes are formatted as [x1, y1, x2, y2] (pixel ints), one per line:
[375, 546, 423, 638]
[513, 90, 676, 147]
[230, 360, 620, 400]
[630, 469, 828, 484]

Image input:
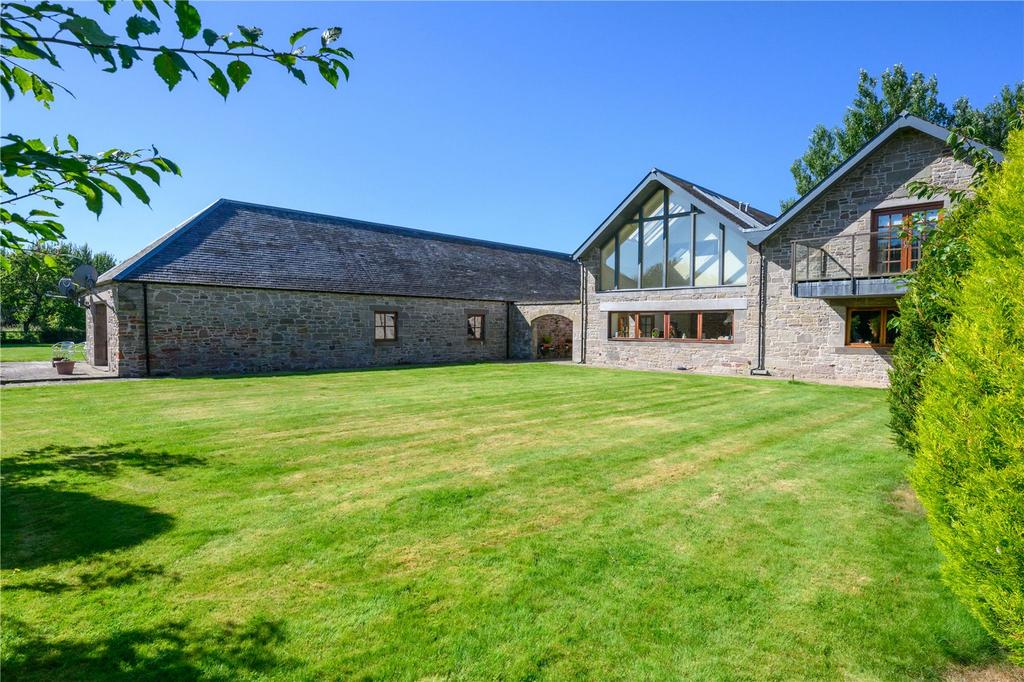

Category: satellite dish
[57, 277, 76, 298]
[71, 264, 98, 290]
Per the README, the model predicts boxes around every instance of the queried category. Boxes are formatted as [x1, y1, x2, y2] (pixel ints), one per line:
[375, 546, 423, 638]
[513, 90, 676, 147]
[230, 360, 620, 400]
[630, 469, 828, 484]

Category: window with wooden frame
[467, 314, 485, 341]
[846, 307, 899, 347]
[608, 311, 733, 342]
[373, 311, 397, 342]
[870, 202, 941, 275]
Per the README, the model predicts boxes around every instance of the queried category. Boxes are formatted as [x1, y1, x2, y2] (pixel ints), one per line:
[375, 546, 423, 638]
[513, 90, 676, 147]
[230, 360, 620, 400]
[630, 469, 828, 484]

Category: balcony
[790, 232, 917, 298]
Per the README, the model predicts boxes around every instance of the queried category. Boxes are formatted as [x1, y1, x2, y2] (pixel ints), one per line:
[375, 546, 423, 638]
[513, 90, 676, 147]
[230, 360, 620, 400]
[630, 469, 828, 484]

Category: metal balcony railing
[790, 232, 921, 297]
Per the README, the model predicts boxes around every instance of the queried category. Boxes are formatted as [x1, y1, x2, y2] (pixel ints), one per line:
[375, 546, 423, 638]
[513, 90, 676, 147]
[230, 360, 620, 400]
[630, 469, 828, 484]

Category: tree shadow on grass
[1, 485, 175, 570]
[1, 442, 205, 570]
[1, 442, 206, 485]
[3, 559, 172, 593]
[2, 614, 294, 681]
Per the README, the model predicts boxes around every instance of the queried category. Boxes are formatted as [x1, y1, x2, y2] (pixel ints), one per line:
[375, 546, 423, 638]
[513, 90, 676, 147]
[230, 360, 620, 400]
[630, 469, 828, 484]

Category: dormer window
[597, 187, 748, 291]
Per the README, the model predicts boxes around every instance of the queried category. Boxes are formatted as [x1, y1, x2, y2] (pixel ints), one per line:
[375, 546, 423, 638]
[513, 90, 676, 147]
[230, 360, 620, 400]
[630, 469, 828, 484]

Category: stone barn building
[87, 114, 996, 386]
[87, 200, 581, 377]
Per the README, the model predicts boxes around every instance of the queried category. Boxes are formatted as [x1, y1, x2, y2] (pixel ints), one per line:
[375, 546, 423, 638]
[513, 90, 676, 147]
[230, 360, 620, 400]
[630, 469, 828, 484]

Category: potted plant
[650, 329, 662, 338]
[53, 345, 76, 375]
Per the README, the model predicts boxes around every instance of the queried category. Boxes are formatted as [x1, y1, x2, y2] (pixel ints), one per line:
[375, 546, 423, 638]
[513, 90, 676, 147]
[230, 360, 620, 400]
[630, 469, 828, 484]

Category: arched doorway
[530, 314, 573, 360]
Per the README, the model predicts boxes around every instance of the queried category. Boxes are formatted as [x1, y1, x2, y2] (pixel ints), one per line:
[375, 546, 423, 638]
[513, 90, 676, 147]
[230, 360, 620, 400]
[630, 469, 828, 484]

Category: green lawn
[0, 343, 55, 362]
[0, 363, 1000, 680]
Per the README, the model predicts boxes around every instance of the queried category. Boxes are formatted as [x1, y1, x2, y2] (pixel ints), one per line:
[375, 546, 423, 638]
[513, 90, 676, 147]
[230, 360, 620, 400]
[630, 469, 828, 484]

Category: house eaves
[571, 170, 768, 260]
[744, 113, 1003, 246]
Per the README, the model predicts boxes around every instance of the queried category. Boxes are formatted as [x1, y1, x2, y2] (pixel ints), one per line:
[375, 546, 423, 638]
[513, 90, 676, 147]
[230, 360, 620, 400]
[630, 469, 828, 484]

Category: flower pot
[54, 360, 75, 375]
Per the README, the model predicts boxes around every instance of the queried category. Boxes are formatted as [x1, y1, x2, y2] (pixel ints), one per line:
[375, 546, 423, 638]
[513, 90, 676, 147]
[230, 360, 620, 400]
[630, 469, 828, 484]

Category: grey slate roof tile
[104, 200, 579, 303]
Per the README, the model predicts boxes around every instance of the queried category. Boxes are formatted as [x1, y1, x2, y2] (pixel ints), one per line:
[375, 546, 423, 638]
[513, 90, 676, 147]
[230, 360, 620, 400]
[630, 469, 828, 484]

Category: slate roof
[101, 199, 580, 303]
[657, 170, 777, 227]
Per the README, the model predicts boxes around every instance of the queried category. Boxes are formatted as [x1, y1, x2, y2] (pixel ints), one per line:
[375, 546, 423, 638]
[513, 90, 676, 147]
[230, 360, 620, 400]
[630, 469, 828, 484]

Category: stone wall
[577, 128, 973, 386]
[84, 286, 116, 370]
[101, 283, 511, 377]
[510, 301, 581, 361]
[580, 242, 755, 375]
[759, 128, 973, 386]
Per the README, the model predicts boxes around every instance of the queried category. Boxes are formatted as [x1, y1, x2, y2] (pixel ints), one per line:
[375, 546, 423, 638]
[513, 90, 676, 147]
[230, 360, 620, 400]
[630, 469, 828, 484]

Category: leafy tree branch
[0, 0, 352, 269]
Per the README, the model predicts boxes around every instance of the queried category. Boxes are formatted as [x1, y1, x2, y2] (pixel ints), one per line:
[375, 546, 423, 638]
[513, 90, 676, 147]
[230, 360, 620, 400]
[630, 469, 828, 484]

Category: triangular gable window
[598, 186, 747, 291]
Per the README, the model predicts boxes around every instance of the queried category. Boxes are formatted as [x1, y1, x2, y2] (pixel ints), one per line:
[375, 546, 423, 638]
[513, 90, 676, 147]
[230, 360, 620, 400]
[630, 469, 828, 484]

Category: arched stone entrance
[530, 314, 573, 360]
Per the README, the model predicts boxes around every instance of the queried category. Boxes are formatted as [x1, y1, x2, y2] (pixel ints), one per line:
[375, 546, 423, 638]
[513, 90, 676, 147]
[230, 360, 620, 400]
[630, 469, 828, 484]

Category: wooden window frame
[373, 310, 398, 343]
[845, 307, 899, 347]
[869, 201, 943, 275]
[467, 313, 485, 341]
[607, 311, 734, 344]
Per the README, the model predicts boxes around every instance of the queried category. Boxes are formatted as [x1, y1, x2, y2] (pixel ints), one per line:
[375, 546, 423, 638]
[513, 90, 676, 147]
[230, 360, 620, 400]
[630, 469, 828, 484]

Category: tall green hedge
[911, 129, 1024, 662]
[887, 196, 984, 455]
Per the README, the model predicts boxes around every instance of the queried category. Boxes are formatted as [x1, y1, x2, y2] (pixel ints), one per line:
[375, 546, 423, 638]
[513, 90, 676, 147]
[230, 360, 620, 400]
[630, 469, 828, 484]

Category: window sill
[835, 345, 891, 355]
[609, 338, 733, 344]
[373, 339, 399, 345]
[596, 284, 746, 295]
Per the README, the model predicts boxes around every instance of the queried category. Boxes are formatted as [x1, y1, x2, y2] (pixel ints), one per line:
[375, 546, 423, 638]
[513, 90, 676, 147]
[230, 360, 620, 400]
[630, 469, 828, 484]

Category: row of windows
[608, 311, 734, 343]
[374, 312, 485, 343]
[606, 308, 897, 347]
[599, 188, 747, 292]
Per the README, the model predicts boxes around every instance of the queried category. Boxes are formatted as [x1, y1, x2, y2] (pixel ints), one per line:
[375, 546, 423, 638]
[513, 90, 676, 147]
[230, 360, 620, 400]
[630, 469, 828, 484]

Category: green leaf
[74, 180, 103, 215]
[60, 16, 116, 46]
[321, 27, 342, 47]
[126, 14, 159, 40]
[99, 0, 116, 13]
[67, 134, 78, 152]
[202, 28, 219, 47]
[203, 59, 229, 100]
[174, 1, 201, 40]
[117, 44, 140, 69]
[151, 157, 181, 175]
[289, 27, 316, 46]
[317, 61, 338, 88]
[93, 178, 123, 204]
[30, 76, 54, 106]
[273, 53, 296, 68]
[226, 60, 251, 92]
[153, 50, 183, 90]
[11, 67, 33, 95]
[113, 173, 151, 204]
[236, 25, 263, 44]
[134, 165, 161, 184]
[288, 67, 306, 85]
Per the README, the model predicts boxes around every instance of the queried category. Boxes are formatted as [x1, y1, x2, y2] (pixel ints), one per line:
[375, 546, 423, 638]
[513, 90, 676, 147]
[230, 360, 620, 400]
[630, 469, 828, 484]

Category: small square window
[467, 314, 485, 341]
[374, 311, 397, 342]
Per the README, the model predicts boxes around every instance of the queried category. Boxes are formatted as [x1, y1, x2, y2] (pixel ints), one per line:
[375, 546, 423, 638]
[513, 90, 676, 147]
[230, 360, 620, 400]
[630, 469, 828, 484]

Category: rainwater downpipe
[751, 243, 769, 375]
[142, 282, 151, 376]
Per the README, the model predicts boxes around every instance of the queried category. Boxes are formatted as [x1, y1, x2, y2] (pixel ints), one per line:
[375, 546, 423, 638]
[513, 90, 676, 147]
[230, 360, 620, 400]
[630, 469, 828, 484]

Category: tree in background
[1, 1, 352, 268]
[781, 65, 1023, 211]
[910, 128, 1024, 663]
[0, 242, 117, 333]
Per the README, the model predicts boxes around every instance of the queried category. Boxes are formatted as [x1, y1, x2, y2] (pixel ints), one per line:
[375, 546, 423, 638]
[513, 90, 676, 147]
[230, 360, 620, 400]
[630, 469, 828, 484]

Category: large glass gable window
[597, 187, 747, 291]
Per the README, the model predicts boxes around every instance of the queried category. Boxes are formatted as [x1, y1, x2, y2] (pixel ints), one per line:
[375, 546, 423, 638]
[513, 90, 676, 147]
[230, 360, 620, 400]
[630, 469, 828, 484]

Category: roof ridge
[655, 169, 776, 223]
[219, 199, 573, 261]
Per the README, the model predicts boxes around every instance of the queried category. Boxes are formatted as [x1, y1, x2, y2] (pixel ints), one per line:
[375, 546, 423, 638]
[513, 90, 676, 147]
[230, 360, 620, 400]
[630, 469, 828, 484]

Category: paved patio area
[0, 361, 116, 386]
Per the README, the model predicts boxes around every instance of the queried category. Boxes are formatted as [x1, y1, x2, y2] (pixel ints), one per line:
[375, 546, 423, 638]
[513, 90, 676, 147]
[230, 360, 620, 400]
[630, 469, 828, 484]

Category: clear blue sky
[6, 1, 1023, 260]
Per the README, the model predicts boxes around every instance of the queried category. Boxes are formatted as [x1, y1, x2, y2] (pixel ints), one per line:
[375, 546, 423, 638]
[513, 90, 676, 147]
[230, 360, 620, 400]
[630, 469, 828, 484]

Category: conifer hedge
[911, 129, 1024, 662]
